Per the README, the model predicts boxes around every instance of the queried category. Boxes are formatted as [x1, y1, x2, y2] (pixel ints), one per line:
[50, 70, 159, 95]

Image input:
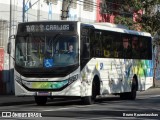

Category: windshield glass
[15, 34, 79, 68]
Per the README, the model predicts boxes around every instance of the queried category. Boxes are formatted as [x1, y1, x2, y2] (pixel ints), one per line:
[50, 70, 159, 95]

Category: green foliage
[129, 0, 143, 12]
[115, 0, 143, 31]
[115, 15, 135, 29]
[114, 0, 160, 36]
[114, 0, 160, 47]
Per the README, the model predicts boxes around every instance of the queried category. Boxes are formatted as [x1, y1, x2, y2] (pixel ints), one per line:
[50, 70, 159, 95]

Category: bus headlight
[15, 75, 22, 85]
[68, 74, 78, 85]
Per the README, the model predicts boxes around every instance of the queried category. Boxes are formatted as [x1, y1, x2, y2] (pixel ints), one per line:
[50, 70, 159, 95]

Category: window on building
[71, 0, 77, 9]
[83, 0, 93, 12]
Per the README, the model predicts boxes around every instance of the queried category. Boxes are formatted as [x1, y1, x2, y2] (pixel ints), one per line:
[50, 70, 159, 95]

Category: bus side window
[116, 41, 123, 58]
[102, 33, 112, 58]
[90, 31, 102, 57]
[109, 32, 122, 58]
[104, 49, 110, 57]
[132, 36, 140, 59]
[122, 35, 132, 59]
[139, 38, 148, 59]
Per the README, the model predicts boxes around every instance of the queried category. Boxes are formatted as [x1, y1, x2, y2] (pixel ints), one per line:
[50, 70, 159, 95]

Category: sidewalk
[137, 87, 160, 95]
[0, 87, 160, 106]
[155, 80, 160, 87]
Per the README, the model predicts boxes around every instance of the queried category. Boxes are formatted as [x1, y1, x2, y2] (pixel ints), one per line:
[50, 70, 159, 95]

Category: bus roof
[19, 21, 151, 37]
[80, 22, 151, 37]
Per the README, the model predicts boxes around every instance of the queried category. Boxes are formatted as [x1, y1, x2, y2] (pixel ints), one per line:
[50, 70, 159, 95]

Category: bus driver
[68, 44, 75, 57]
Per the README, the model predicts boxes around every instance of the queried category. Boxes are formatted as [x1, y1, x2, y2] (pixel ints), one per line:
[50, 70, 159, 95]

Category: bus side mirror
[7, 35, 15, 54]
[7, 42, 11, 54]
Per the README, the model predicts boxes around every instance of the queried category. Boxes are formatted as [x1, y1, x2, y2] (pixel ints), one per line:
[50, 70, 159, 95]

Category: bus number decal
[24, 61, 36, 67]
[100, 63, 103, 70]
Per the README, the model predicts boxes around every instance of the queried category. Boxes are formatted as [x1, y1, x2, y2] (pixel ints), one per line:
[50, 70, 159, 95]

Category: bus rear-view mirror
[7, 42, 11, 54]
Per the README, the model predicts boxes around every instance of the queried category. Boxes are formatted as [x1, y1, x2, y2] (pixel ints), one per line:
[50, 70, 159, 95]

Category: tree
[141, 0, 160, 35]
[114, 0, 143, 30]
[114, 0, 160, 36]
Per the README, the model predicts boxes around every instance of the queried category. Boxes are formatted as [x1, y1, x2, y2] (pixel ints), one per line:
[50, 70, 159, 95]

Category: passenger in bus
[123, 37, 131, 58]
[132, 37, 139, 58]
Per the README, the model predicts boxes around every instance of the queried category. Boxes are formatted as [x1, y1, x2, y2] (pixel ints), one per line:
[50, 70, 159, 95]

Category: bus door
[109, 59, 124, 93]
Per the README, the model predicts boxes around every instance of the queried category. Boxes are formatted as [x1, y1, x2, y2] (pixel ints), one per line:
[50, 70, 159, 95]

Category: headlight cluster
[68, 74, 78, 85]
[15, 74, 79, 88]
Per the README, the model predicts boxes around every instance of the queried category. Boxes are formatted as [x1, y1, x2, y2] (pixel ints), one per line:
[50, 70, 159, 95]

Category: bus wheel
[34, 96, 47, 106]
[81, 96, 93, 105]
[129, 75, 138, 100]
[120, 78, 138, 100]
[120, 93, 127, 100]
[82, 80, 97, 105]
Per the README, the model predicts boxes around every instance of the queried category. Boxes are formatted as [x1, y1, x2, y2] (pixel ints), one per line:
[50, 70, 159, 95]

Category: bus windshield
[15, 34, 79, 69]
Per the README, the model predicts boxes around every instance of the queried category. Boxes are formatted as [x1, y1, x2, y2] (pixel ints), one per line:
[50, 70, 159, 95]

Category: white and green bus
[12, 21, 153, 105]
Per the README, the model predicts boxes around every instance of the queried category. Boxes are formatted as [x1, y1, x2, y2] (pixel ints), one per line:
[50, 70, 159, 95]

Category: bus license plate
[37, 92, 51, 96]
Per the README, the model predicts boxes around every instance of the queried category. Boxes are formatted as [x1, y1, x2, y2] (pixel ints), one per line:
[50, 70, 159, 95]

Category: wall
[96, 0, 115, 23]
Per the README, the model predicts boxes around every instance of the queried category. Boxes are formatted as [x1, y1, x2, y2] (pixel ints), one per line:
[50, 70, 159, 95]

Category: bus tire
[82, 79, 97, 105]
[120, 77, 137, 100]
[129, 75, 138, 100]
[120, 90, 136, 100]
[34, 96, 47, 106]
[120, 93, 127, 100]
[81, 96, 93, 105]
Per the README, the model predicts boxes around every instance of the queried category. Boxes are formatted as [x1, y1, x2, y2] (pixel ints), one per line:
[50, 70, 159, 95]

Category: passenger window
[132, 36, 139, 59]
[122, 35, 132, 59]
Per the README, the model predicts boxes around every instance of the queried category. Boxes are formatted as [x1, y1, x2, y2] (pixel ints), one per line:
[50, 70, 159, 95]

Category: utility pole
[61, 0, 72, 20]
[8, 0, 12, 93]
[37, 0, 40, 21]
[23, 0, 25, 22]
[23, 0, 40, 22]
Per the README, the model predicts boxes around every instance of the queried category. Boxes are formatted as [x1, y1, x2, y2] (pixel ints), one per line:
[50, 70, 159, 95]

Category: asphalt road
[0, 88, 160, 120]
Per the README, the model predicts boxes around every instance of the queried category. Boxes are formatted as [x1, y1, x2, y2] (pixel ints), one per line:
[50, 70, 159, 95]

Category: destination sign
[25, 24, 73, 32]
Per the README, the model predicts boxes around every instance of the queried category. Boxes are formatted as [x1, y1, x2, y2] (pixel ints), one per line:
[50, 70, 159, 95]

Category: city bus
[12, 21, 153, 105]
